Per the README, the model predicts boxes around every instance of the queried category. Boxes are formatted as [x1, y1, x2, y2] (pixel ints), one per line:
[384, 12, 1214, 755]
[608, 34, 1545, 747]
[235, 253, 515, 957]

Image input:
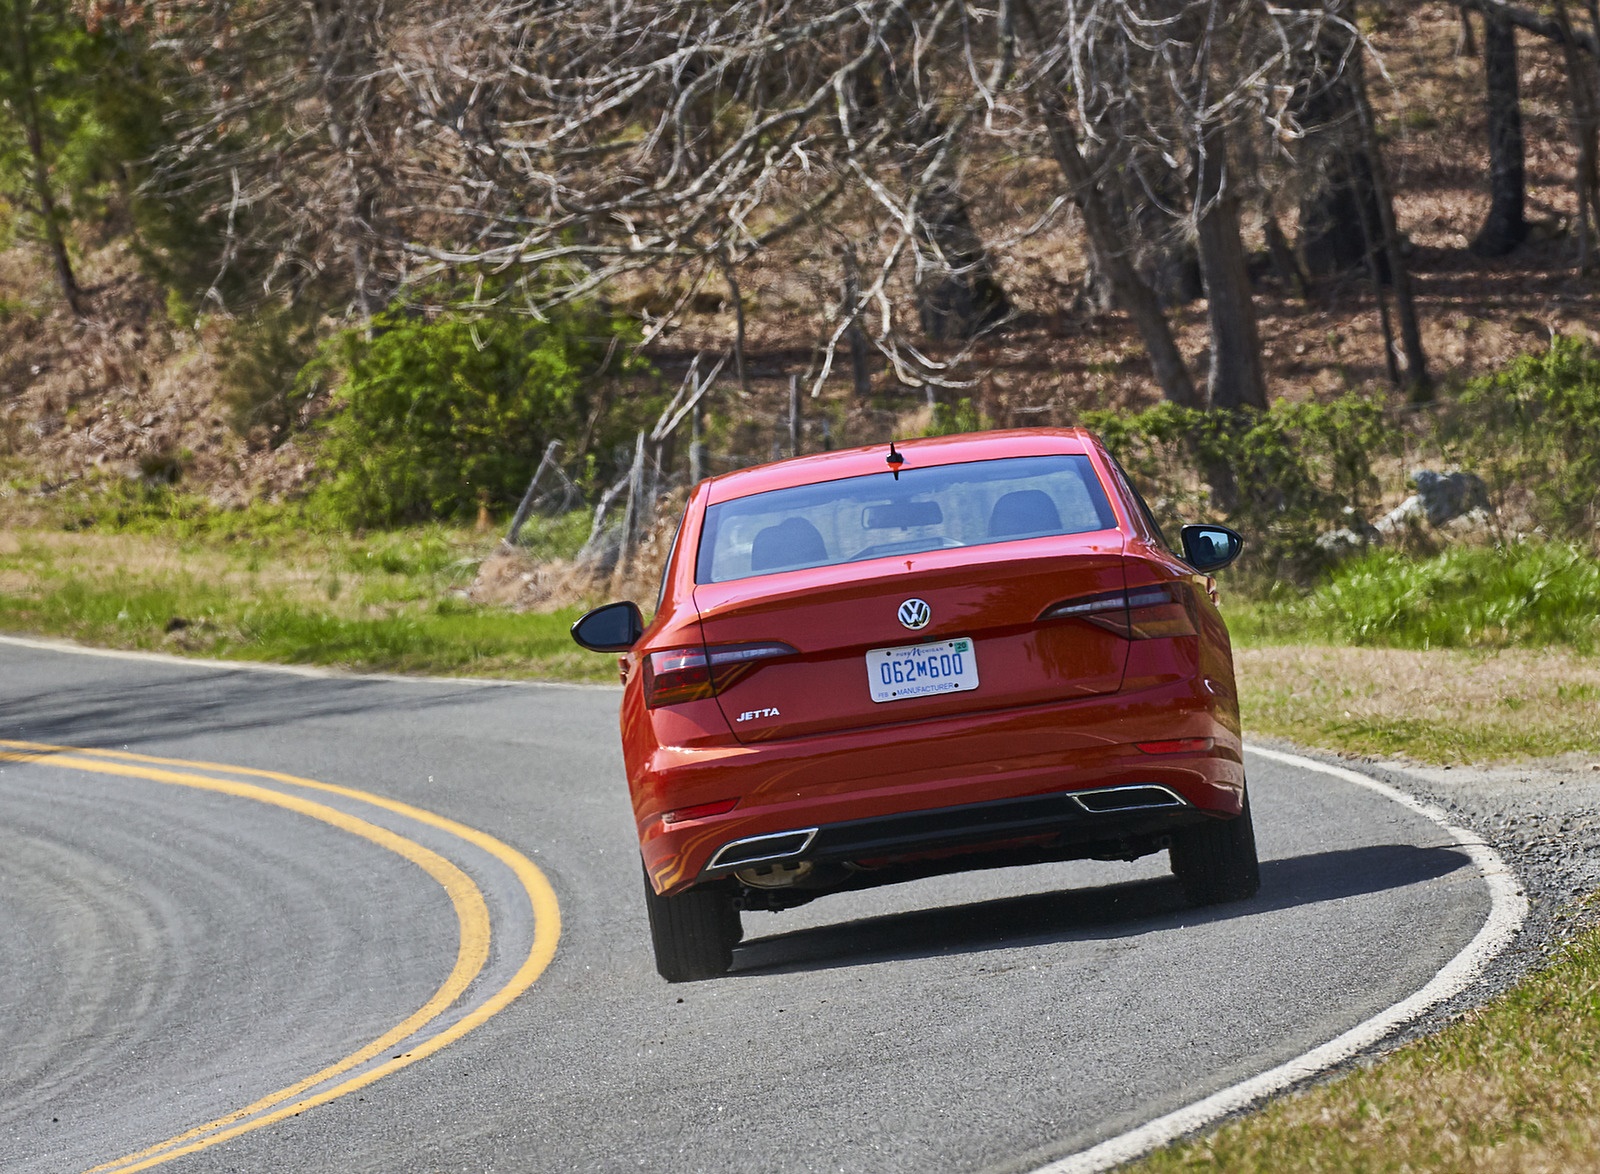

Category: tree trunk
[1263, 210, 1312, 301]
[787, 375, 801, 458]
[311, 0, 384, 319]
[1457, 8, 1478, 56]
[1075, 232, 1118, 316]
[855, 25, 1014, 345]
[1555, 0, 1600, 272]
[1033, 90, 1200, 408]
[1078, 183, 1203, 313]
[1353, 48, 1432, 396]
[906, 138, 1012, 341]
[1294, 12, 1388, 281]
[842, 256, 873, 397]
[1194, 122, 1268, 411]
[1298, 149, 1388, 280]
[722, 262, 751, 395]
[1472, 11, 1529, 256]
[10, 0, 83, 317]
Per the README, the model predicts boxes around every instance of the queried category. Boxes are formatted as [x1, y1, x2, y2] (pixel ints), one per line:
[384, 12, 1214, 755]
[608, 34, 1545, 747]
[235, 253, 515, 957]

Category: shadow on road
[0, 665, 509, 752]
[731, 843, 1473, 978]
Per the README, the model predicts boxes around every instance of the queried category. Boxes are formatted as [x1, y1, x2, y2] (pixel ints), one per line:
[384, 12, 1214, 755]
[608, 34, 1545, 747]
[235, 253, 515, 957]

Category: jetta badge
[898, 598, 931, 630]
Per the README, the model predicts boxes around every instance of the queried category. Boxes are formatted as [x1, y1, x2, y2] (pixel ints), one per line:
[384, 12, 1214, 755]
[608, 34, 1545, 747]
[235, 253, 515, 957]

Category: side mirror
[571, 601, 645, 652]
[1179, 524, 1244, 572]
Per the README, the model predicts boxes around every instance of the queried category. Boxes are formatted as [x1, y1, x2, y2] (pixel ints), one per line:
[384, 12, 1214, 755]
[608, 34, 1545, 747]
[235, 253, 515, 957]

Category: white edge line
[1030, 744, 1528, 1174]
[0, 632, 621, 691]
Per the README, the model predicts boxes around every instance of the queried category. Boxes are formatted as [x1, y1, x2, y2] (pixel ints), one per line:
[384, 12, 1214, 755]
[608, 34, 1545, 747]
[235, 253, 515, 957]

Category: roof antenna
[886, 440, 905, 481]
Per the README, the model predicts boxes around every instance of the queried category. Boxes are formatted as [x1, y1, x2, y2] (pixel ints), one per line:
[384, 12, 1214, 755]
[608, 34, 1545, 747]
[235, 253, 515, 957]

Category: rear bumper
[705, 782, 1201, 871]
[636, 675, 1243, 895]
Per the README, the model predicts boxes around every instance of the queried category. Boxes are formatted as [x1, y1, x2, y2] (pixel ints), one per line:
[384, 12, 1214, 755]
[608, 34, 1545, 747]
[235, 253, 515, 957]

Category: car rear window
[696, 454, 1117, 584]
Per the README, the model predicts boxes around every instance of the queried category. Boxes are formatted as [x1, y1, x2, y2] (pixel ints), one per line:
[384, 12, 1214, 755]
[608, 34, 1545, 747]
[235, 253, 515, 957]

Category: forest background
[0, 0, 1597, 726]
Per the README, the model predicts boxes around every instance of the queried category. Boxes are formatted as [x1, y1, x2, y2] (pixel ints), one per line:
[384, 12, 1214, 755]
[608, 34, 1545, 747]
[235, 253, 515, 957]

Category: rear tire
[642, 866, 741, 982]
[1170, 791, 1261, 906]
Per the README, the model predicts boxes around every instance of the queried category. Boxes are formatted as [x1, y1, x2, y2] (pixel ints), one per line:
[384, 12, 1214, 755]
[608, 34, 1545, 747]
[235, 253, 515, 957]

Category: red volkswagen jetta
[572, 428, 1257, 981]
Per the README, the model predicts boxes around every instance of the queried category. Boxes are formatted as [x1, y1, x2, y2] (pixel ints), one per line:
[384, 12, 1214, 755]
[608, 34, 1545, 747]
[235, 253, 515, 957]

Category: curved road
[0, 640, 1499, 1173]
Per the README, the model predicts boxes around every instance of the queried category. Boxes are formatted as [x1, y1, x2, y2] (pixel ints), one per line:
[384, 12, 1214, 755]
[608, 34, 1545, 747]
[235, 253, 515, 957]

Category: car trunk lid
[693, 531, 1128, 744]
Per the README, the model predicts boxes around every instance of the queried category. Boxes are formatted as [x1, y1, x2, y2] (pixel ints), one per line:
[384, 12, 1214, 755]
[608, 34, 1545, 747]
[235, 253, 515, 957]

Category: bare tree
[1016, 1, 1355, 409]
[1452, 0, 1600, 265]
[1554, 0, 1600, 272]
[137, 0, 1431, 422]
[146, 0, 405, 316]
[390, 0, 1022, 391]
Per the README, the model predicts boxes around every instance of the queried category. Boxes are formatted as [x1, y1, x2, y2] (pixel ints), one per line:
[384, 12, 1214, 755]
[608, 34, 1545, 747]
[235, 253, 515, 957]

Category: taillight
[1122, 584, 1199, 638]
[643, 648, 714, 707]
[642, 642, 797, 708]
[1038, 583, 1197, 639]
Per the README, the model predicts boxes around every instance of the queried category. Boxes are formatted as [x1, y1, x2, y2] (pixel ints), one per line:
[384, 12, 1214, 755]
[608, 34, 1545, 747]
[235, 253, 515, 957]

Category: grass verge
[1230, 642, 1600, 763]
[1224, 541, 1600, 763]
[1132, 909, 1600, 1173]
[6, 516, 1597, 750]
[0, 525, 613, 681]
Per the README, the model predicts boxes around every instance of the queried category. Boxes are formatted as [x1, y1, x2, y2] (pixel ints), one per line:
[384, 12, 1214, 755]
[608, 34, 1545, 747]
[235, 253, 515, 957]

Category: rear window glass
[696, 454, 1117, 584]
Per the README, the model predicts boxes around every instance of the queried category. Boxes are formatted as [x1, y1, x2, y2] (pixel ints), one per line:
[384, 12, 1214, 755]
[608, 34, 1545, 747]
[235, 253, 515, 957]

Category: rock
[1373, 494, 1428, 537]
[1315, 507, 1381, 559]
[1373, 470, 1491, 537]
[1409, 468, 1490, 526]
[1315, 527, 1373, 559]
[1442, 507, 1496, 539]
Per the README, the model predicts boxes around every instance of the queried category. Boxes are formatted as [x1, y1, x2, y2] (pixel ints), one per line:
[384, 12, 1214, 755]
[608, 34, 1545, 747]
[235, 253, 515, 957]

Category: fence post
[788, 374, 802, 458]
[615, 431, 647, 582]
[504, 439, 563, 546]
[690, 400, 705, 485]
[844, 258, 871, 397]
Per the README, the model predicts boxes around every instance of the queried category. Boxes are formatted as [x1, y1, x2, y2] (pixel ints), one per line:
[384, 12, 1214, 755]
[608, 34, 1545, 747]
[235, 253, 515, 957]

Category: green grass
[1132, 908, 1600, 1172]
[0, 490, 612, 680]
[1232, 542, 1600, 653]
[1217, 540, 1600, 763]
[0, 574, 605, 679]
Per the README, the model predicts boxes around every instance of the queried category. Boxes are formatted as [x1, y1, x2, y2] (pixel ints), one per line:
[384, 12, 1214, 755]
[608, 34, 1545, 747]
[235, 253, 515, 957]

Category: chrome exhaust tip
[706, 827, 818, 872]
[1071, 784, 1188, 813]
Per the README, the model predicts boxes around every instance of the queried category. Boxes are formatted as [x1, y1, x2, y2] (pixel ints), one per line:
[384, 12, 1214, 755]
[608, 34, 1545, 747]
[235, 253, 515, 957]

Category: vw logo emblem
[898, 598, 931, 630]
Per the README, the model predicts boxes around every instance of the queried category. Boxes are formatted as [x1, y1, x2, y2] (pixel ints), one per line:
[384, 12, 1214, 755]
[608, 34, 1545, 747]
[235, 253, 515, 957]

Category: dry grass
[0, 528, 393, 612]
[1236, 643, 1600, 764]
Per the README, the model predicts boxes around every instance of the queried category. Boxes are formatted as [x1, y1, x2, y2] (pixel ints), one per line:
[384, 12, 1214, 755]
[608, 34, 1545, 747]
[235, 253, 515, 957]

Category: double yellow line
[0, 739, 561, 1173]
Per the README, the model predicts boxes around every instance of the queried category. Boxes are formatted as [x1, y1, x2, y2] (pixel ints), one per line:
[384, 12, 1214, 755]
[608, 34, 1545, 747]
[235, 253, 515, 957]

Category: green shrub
[1448, 334, 1600, 540]
[1085, 394, 1399, 583]
[925, 397, 989, 436]
[312, 297, 650, 527]
[218, 302, 325, 442]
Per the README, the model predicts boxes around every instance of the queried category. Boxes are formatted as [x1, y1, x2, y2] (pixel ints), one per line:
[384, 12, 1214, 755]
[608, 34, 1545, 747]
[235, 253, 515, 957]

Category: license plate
[866, 637, 979, 703]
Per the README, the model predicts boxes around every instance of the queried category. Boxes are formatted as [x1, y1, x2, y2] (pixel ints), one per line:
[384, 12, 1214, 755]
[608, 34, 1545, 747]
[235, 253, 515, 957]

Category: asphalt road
[0, 639, 1496, 1174]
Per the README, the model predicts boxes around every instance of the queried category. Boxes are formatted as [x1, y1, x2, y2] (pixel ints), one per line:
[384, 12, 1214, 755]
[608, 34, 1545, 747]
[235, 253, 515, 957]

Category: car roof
[703, 427, 1099, 504]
